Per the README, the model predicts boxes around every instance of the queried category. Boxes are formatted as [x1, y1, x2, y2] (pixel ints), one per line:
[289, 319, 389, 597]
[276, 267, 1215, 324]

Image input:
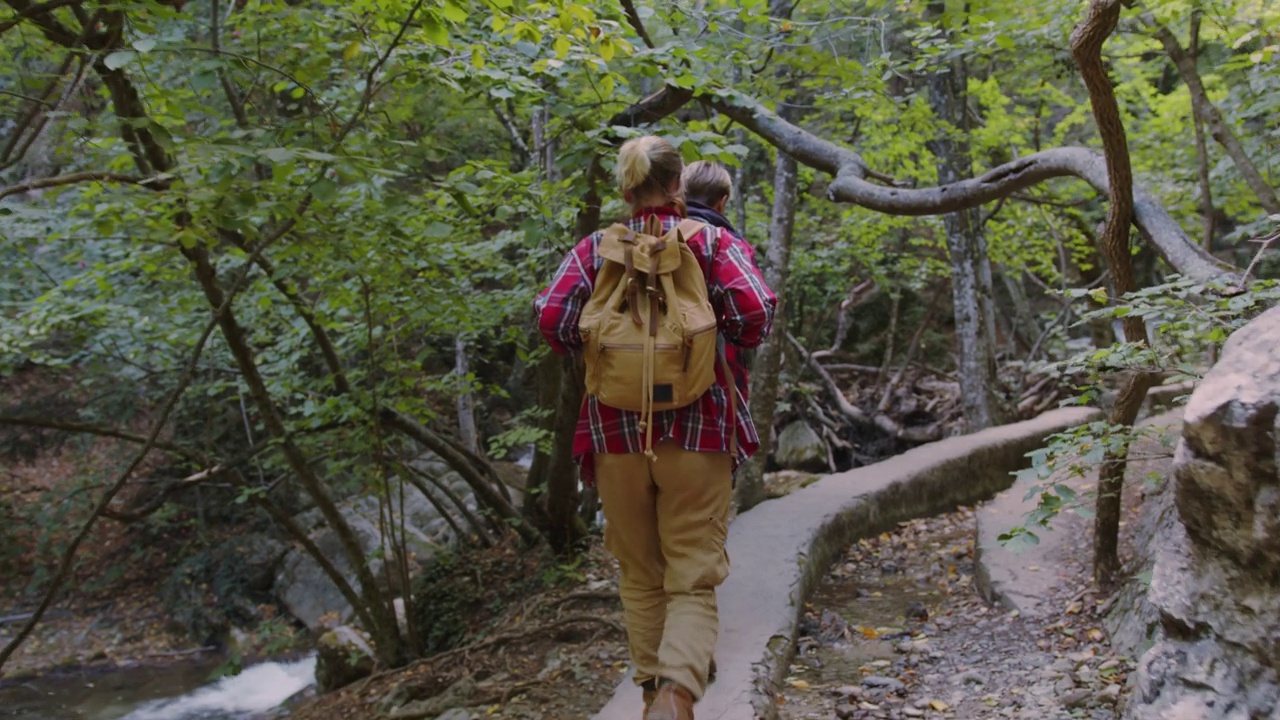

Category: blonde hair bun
[616, 137, 655, 191]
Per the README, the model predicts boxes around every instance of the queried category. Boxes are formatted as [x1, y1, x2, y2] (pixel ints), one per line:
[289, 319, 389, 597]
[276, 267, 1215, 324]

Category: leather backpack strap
[675, 218, 706, 242]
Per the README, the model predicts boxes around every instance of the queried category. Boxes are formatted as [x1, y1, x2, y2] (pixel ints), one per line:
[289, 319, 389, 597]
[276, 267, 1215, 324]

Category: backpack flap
[598, 224, 684, 274]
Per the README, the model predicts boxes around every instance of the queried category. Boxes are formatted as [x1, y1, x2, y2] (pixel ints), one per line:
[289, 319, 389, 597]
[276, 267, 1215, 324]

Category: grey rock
[315, 625, 375, 692]
[1124, 308, 1280, 720]
[1097, 684, 1122, 704]
[273, 477, 450, 629]
[861, 675, 905, 693]
[1061, 689, 1091, 709]
[952, 670, 986, 685]
[388, 677, 477, 720]
[834, 684, 861, 698]
[774, 420, 829, 472]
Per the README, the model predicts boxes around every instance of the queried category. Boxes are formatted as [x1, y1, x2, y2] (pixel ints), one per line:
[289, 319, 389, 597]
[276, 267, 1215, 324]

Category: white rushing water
[117, 655, 316, 720]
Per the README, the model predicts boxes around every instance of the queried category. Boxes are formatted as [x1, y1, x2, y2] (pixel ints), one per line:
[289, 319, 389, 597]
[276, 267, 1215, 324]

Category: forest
[1, 0, 1279, 717]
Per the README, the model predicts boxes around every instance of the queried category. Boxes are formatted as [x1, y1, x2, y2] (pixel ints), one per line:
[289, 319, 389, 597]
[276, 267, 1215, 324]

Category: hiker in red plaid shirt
[535, 136, 775, 720]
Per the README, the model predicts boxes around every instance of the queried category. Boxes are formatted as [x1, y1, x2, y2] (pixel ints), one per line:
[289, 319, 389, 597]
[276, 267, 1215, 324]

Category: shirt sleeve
[708, 227, 776, 349]
[534, 236, 595, 355]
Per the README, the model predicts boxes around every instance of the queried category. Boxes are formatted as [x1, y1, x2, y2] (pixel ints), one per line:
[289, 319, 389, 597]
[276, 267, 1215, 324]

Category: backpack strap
[674, 219, 712, 284]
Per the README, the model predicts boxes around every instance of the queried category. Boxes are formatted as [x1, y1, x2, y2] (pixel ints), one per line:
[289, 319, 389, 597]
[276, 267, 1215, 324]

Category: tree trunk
[733, 127, 749, 233]
[926, 0, 1006, 432]
[739, 133, 799, 512]
[1072, 0, 1155, 590]
[1187, 6, 1216, 250]
[455, 336, 478, 453]
[1093, 371, 1155, 587]
[998, 268, 1041, 353]
[734, 0, 804, 512]
[1141, 10, 1280, 215]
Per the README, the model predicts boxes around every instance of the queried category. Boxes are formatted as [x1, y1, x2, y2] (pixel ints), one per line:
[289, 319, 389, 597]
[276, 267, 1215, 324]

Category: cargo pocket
[695, 516, 731, 589]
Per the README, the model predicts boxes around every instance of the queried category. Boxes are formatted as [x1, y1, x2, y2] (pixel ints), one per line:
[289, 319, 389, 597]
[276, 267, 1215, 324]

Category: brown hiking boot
[646, 681, 694, 720]
[641, 679, 657, 720]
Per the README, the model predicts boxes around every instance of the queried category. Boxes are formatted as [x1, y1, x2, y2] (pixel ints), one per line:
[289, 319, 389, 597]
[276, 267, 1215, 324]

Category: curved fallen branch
[708, 92, 1233, 284]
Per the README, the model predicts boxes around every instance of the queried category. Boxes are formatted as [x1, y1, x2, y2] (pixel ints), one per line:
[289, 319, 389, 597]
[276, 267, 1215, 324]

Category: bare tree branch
[0, 0, 80, 45]
[0, 415, 202, 462]
[0, 171, 158, 201]
[100, 465, 226, 523]
[1139, 8, 1280, 216]
[707, 91, 1234, 284]
[788, 332, 941, 443]
[620, 0, 656, 49]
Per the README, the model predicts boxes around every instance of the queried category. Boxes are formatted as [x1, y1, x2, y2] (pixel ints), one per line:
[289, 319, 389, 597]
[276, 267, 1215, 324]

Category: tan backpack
[579, 217, 721, 457]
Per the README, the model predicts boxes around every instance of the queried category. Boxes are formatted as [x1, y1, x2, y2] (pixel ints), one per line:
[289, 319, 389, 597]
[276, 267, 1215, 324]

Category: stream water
[0, 655, 315, 720]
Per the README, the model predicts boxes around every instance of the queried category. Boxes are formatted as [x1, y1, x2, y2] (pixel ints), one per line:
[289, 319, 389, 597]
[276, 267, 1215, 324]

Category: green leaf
[554, 35, 571, 58]
[441, 1, 467, 23]
[132, 38, 157, 53]
[311, 178, 338, 202]
[423, 13, 450, 45]
[261, 147, 296, 163]
[424, 221, 454, 238]
[104, 50, 138, 70]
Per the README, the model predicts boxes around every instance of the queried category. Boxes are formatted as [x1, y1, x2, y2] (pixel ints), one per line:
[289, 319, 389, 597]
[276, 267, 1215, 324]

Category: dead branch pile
[779, 338, 1078, 471]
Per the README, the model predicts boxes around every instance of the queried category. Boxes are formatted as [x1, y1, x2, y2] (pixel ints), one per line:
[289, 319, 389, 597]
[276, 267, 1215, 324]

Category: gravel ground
[777, 507, 1131, 720]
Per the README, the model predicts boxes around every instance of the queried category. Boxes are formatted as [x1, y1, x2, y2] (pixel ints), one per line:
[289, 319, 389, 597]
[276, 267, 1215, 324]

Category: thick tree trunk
[1141, 10, 1280, 216]
[926, 0, 1006, 431]
[739, 137, 799, 512]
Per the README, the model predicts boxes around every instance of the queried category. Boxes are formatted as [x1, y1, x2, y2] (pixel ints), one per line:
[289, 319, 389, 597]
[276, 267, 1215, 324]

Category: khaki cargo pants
[595, 440, 732, 699]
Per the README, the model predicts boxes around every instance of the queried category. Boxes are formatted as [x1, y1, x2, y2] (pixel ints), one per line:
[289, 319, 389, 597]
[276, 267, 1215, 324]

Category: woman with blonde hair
[535, 136, 776, 720]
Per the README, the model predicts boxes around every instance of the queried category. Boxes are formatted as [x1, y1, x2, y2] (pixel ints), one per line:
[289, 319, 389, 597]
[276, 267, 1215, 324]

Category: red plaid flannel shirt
[534, 207, 776, 484]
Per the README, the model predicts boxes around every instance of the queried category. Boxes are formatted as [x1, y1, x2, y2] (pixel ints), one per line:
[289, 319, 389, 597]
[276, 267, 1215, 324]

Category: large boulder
[774, 420, 829, 473]
[273, 459, 475, 630]
[1126, 307, 1280, 720]
[315, 625, 375, 692]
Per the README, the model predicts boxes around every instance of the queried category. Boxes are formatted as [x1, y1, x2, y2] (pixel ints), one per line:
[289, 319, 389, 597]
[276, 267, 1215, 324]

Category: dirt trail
[777, 508, 1128, 720]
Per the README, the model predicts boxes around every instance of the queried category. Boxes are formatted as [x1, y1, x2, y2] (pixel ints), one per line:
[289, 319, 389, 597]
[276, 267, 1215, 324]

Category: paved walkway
[591, 407, 1099, 720]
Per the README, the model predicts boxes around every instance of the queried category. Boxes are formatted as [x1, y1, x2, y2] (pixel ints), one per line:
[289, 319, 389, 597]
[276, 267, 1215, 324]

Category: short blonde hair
[682, 160, 733, 205]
